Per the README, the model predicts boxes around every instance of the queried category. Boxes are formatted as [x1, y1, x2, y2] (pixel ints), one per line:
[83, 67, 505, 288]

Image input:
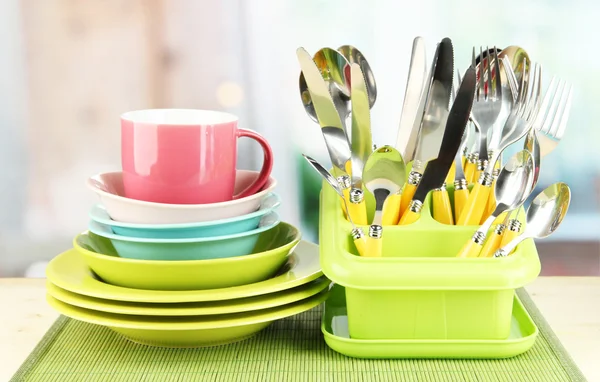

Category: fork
[456, 57, 542, 226]
[470, 47, 507, 169]
[500, 75, 572, 248]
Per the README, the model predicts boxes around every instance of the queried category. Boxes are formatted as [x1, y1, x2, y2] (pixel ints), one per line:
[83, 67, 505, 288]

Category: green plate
[75, 222, 300, 290]
[46, 277, 330, 316]
[322, 285, 539, 359]
[46, 241, 322, 303]
[47, 289, 329, 348]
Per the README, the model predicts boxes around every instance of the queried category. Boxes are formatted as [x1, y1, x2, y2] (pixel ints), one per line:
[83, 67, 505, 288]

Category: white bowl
[86, 170, 277, 224]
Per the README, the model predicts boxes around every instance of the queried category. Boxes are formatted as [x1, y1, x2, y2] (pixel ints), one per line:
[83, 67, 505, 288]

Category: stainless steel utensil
[456, 149, 535, 257]
[494, 182, 571, 257]
[344, 63, 372, 225]
[457, 57, 541, 225]
[302, 154, 366, 257]
[395, 36, 428, 162]
[400, 38, 454, 216]
[299, 48, 350, 126]
[338, 45, 377, 109]
[297, 47, 352, 180]
[399, 66, 475, 225]
[363, 146, 406, 256]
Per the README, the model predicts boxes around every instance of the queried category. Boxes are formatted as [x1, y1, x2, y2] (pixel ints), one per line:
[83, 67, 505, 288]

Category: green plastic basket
[319, 180, 541, 344]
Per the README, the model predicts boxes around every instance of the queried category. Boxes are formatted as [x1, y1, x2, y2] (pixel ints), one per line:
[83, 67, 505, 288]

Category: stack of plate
[46, 241, 326, 348]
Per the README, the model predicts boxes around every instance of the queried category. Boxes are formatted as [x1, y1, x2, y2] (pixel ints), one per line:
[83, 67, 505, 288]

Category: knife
[399, 38, 454, 219]
[399, 66, 476, 225]
[297, 47, 355, 215]
[395, 36, 427, 162]
[347, 63, 372, 225]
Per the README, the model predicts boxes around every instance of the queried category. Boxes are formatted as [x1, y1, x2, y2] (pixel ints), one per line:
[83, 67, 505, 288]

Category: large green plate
[46, 241, 322, 303]
[46, 277, 330, 316]
[46, 289, 329, 348]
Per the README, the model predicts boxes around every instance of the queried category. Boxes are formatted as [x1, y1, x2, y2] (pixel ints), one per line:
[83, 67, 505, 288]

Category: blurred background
[0, 0, 598, 277]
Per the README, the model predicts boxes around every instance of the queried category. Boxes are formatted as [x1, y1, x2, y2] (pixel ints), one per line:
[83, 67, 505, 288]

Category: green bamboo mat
[11, 289, 587, 382]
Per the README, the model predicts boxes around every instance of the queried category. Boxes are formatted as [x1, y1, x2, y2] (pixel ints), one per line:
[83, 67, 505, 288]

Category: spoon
[337, 45, 377, 109]
[500, 129, 542, 252]
[363, 146, 406, 257]
[494, 182, 571, 257]
[456, 149, 535, 258]
[302, 154, 366, 257]
[299, 48, 351, 126]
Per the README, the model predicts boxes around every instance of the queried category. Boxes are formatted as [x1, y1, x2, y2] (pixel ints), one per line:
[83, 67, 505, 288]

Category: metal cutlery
[299, 48, 350, 126]
[457, 57, 541, 225]
[501, 76, 572, 250]
[338, 45, 377, 110]
[297, 47, 355, 212]
[395, 36, 428, 162]
[363, 146, 406, 256]
[399, 38, 454, 218]
[302, 154, 366, 257]
[456, 150, 535, 258]
[399, 66, 475, 225]
[494, 182, 571, 257]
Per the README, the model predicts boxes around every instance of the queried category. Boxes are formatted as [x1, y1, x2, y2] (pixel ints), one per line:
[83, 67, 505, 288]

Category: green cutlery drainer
[319, 181, 541, 341]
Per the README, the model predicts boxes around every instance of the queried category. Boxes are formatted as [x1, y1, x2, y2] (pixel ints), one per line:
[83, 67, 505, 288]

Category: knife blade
[395, 36, 427, 162]
[296, 47, 352, 179]
[350, 63, 372, 190]
[412, 37, 454, 171]
[398, 38, 454, 218]
[412, 66, 476, 203]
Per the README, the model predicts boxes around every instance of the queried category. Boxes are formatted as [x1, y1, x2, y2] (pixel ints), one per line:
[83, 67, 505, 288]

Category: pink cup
[121, 109, 273, 204]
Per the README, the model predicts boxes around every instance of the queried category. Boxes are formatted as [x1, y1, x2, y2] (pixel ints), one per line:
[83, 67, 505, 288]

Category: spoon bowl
[494, 150, 535, 211]
[338, 45, 377, 108]
[525, 182, 571, 239]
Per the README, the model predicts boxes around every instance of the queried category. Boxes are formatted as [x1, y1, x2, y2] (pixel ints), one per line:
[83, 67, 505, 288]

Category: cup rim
[120, 108, 238, 125]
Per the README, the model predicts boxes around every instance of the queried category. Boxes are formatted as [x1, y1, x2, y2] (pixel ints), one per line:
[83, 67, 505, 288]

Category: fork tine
[493, 46, 501, 99]
[516, 57, 528, 113]
[472, 47, 478, 100]
[544, 79, 565, 134]
[502, 56, 518, 101]
[486, 46, 493, 100]
[535, 76, 557, 134]
[554, 83, 573, 139]
[549, 81, 572, 139]
[531, 64, 543, 121]
[524, 63, 541, 121]
[479, 46, 485, 100]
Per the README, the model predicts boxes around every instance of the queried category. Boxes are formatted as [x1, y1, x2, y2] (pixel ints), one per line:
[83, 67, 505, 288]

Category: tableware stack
[297, 39, 573, 359]
[45, 109, 329, 348]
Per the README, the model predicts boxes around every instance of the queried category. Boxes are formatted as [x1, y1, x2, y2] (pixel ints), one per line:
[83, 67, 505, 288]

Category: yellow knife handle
[445, 162, 456, 185]
[432, 188, 454, 225]
[398, 208, 421, 225]
[464, 161, 476, 184]
[479, 227, 504, 258]
[453, 187, 469, 223]
[382, 193, 402, 225]
[347, 199, 368, 226]
[456, 180, 492, 226]
[456, 239, 483, 258]
[399, 182, 418, 218]
[461, 155, 468, 170]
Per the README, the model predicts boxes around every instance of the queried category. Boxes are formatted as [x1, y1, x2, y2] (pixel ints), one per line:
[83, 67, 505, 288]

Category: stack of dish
[45, 109, 329, 348]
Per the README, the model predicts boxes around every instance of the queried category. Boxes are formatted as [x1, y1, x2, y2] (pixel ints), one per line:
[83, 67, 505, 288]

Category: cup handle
[233, 128, 274, 199]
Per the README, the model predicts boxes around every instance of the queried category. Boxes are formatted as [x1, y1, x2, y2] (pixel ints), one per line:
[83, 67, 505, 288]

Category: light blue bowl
[88, 193, 280, 239]
[87, 212, 281, 261]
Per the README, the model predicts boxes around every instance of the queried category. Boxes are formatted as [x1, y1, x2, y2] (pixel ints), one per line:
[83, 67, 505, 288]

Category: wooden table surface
[1, 277, 599, 381]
